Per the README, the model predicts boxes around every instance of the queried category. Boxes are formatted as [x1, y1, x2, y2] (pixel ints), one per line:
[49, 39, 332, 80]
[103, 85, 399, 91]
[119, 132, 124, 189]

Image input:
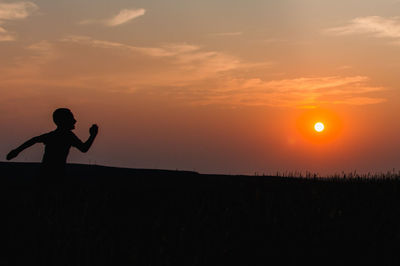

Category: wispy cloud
[211, 32, 243, 37]
[332, 97, 386, 106]
[189, 76, 386, 107]
[61, 35, 241, 77]
[325, 16, 400, 42]
[25, 40, 57, 62]
[80, 8, 145, 27]
[3, 35, 386, 109]
[106, 8, 145, 26]
[0, 1, 38, 41]
[0, 1, 38, 20]
[0, 25, 15, 41]
[61, 35, 200, 57]
[261, 38, 286, 44]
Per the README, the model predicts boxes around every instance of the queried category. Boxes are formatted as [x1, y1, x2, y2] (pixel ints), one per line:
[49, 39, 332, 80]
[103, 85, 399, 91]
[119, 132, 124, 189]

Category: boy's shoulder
[40, 129, 77, 139]
[34, 131, 52, 143]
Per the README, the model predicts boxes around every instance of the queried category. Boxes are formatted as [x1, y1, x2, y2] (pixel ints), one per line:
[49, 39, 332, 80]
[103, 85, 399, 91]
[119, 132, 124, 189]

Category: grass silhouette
[1, 162, 400, 265]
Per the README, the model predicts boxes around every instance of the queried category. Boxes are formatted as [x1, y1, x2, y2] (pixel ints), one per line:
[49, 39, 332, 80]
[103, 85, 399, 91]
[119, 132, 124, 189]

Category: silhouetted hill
[1, 162, 400, 265]
[0, 161, 199, 181]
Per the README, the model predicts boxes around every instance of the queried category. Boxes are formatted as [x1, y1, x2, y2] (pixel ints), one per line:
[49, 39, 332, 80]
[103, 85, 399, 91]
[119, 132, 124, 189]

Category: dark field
[1, 162, 400, 265]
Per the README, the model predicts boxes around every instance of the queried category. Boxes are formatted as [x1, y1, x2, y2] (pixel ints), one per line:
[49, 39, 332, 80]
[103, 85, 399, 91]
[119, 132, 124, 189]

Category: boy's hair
[53, 108, 73, 126]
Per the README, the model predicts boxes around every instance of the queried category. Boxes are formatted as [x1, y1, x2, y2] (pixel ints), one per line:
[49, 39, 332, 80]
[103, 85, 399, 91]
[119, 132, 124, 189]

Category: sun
[314, 122, 325, 132]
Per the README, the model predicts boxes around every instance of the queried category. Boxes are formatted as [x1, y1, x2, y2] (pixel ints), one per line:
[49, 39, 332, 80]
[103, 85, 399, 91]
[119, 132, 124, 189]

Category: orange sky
[1, 0, 399, 175]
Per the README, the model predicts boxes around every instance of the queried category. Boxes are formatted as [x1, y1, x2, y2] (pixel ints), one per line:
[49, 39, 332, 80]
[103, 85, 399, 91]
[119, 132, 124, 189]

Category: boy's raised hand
[6, 149, 19, 160]
[90, 124, 98, 136]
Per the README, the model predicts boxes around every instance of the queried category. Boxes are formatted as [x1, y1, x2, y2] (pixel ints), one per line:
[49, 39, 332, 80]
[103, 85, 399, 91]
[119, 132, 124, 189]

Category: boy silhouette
[6, 109, 98, 262]
[6, 108, 98, 179]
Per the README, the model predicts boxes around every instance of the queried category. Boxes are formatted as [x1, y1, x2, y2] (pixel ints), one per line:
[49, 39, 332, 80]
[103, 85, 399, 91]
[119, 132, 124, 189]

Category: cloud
[188, 76, 386, 107]
[61, 35, 200, 56]
[325, 16, 400, 41]
[51, 36, 389, 107]
[211, 32, 243, 37]
[61, 35, 241, 77]
[80, 8, 145, 27]
[106, 8, 146, 26]
[0, 40, 57, 82]
[0, 25, 15, 41]
[0, 1, 38, 20]
[25, 40, 57, 62]
[332, 97, 386, 106]
[262, 38, 286, 44]
[0, 1, 38, 41]
[2, 35, 386, 109]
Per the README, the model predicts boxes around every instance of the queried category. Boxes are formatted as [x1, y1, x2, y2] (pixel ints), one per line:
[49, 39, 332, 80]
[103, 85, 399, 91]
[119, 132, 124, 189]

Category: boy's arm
[6, 134, 46, 160]
[72, 124, 98, 153]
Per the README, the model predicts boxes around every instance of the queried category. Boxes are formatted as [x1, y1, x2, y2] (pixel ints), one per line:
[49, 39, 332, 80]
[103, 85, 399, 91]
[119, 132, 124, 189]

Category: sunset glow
[1, 0, 399, 175]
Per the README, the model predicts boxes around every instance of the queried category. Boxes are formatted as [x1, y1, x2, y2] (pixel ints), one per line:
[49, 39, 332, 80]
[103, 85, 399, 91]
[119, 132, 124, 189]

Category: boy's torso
[41, 130, 77, 166]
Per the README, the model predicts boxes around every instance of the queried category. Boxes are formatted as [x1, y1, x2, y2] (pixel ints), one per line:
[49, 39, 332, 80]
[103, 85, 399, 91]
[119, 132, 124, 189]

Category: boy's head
[53, 108, 76, 130]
